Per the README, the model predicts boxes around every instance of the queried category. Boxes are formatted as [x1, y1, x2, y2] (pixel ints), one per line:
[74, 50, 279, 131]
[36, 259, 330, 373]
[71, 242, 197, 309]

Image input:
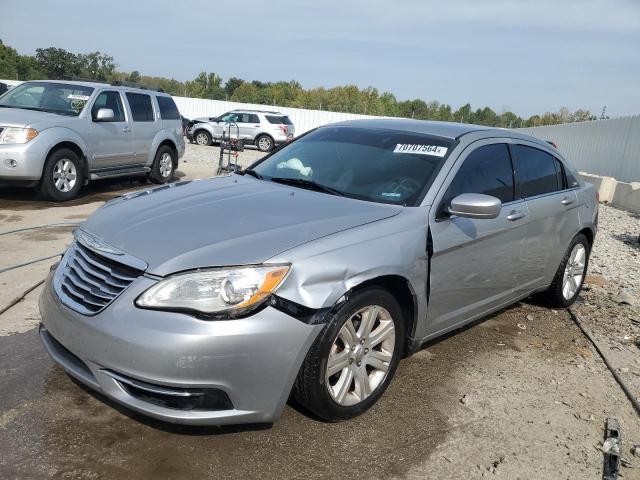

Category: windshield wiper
[269, 177, 345, 197]
[240, 169, 263, 180]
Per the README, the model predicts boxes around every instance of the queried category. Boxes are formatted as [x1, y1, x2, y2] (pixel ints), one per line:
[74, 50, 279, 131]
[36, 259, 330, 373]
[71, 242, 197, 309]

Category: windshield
[249, 126, 454, 206]
[0, 82, 94, 116]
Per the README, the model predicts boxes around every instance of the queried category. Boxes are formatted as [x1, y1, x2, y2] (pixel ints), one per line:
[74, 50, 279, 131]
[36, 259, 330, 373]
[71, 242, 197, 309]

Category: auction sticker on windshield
[393, 144, 448, 157]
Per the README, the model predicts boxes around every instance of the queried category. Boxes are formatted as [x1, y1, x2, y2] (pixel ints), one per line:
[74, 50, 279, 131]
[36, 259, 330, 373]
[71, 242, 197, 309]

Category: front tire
[194, 130, 212, 146]
[293, 287, 404, 421]
[149, 145, 175, 184]
[255, 134, 274, 152]
[541, 233, 590, 307]
[39, 148, 83, 201]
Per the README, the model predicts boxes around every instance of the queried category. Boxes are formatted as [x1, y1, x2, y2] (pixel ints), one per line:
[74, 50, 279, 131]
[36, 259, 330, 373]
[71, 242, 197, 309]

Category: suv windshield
[0, 81, 94, 116]
[249, 126, 454, 206]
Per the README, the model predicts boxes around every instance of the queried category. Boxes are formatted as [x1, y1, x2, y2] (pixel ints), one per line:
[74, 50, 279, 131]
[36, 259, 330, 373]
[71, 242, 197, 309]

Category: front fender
[40, 126, 89, 159]
[268, 207, 431, 332]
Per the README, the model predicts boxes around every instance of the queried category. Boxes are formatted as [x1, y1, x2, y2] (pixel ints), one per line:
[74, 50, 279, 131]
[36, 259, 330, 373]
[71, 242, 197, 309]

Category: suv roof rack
[232, 109, 282, 114]
[110, 80, 165, 93]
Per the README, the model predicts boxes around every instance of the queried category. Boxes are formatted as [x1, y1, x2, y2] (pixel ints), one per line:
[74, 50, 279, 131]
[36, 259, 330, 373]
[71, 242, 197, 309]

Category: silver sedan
[39, 119, 597, 425]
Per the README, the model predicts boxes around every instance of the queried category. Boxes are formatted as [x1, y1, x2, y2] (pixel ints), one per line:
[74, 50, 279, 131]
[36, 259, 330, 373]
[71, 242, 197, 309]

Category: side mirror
[94, 108, 115, 122]
[448, 193, 502, 219]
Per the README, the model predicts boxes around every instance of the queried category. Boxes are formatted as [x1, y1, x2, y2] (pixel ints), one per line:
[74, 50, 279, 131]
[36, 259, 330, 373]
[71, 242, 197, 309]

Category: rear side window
[266, 115, 293, 125]
[513, 145, 559, 197]
[156, 96, 180, 120]
[91, 91, 125, 122]
[443, 143, 515, 206]
[126, 93, 154, 122]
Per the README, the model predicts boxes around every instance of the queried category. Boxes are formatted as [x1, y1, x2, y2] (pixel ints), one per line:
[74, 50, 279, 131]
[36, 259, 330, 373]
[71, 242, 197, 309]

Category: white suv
[187, 110, 295, 152]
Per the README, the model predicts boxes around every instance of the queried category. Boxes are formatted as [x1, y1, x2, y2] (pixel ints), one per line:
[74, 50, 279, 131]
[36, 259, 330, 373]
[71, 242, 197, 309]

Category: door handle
[123, 126, 131, 133]
[561, 197, 575, 206]
[507, 210, 526, 221]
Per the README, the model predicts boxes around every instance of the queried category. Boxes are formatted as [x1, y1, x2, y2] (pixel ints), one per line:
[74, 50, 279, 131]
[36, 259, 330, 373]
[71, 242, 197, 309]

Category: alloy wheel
[258, 136, 272, 151]
[52, 158, 77, 192]
[159, 152, 173, 178]
[326, 305, 395, 406]
[562, 243, 586, 300]
[195, 132, 209, 145]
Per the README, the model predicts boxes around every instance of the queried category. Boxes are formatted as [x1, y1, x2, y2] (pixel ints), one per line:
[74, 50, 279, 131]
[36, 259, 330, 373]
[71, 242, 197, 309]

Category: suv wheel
[293, 287, 404, 421]
[149, 146, 176, 184]
[541, 233, 590, 307]
[194, 130, 212, 146]
[39, 148, 83, 201]
[256, 135, 274, 152]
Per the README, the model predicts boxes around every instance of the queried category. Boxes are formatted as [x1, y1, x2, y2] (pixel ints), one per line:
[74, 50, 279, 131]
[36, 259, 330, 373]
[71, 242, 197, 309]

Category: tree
[127, 70, 141, 83]
[225, 76, 244, 97]
[77, 51, 116, 81]
[35, 47, 80, 79]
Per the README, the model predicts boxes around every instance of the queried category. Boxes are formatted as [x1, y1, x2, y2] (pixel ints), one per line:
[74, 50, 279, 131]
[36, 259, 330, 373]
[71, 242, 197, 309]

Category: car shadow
[0, 171, 186, 211]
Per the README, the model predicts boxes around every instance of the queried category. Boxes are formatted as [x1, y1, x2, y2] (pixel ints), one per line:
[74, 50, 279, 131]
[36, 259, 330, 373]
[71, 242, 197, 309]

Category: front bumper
[38, 271, 322, 425]
[0, 138, 49, 181]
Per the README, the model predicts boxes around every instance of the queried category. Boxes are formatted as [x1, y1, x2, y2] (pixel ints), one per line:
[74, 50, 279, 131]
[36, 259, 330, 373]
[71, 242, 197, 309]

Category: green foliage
[0, 39, 595, 127]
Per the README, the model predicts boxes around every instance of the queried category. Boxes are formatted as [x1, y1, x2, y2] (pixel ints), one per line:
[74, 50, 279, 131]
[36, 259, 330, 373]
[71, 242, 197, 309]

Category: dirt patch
[17, 225, 76, 242]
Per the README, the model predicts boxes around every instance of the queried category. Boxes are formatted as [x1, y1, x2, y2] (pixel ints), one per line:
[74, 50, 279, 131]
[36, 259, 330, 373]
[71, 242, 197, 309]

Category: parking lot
[2, 143, 640, 479]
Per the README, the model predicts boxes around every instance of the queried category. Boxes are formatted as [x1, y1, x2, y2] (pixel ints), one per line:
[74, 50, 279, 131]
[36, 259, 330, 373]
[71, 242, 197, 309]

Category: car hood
[0, 107, 64, 128]
[81, 175, 402, 276]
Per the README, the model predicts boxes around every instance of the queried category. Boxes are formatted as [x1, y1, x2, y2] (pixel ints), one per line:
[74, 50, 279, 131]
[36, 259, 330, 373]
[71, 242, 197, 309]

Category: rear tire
[255, 134, 273, 152]
[540, 233, 590, 308]
[149, 145, 175, 184]
[39, 148, 83, 201]
[194, 130, 212, 146]
[293, 287, 404, 421]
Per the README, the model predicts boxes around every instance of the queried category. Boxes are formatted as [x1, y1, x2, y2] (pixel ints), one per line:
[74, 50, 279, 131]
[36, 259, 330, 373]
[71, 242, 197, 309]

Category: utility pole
[600, 106, 607, 120]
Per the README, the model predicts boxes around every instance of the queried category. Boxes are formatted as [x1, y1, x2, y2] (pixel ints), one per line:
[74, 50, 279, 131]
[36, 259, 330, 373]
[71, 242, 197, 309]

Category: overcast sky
[1, 0, 638, 118]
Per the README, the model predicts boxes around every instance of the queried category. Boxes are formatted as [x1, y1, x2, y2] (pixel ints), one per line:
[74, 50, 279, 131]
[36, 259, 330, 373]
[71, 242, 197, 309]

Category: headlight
[0, 127, 38, 144]
[136, 264, 290, 316]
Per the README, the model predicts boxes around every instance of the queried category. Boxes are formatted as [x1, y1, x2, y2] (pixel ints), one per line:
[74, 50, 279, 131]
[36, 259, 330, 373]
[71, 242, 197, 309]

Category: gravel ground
[1, 149, 640, 479]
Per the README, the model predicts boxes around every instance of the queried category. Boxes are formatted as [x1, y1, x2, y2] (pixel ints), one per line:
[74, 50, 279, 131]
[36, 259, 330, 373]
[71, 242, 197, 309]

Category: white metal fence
[516, 115, 640, 183]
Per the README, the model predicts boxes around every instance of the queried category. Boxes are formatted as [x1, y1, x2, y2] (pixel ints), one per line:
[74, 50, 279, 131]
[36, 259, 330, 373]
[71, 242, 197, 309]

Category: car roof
[325, 118, 548, 145]
[231, 109, 285, 115]
[23, 79, 171, 96]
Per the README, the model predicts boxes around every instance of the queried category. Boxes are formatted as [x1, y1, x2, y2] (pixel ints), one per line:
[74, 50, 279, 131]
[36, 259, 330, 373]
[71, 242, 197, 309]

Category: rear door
[235, 113, 260, 141]
[511, 143, 581, 287]
[426, 141, 530, 335]
[125, 92, 158, 165]
[88, 90, 134, 168]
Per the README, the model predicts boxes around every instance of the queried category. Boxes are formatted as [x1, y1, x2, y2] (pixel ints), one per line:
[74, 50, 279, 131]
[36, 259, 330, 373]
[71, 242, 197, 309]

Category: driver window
[441, 143, 515, 213]
[91, 91, 125, 122]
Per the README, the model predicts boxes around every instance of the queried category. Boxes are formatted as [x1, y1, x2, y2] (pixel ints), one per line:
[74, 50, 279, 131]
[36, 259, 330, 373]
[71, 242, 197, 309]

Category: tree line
[0, 40, 600, 127]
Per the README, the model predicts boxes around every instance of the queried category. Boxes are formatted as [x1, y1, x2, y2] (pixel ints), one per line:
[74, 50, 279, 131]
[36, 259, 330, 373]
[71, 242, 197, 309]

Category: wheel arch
[45, 141, 87, 180]
[255, 133, 275, 148]
[157, 139, 178, 166]
[347, 274, 418, 356]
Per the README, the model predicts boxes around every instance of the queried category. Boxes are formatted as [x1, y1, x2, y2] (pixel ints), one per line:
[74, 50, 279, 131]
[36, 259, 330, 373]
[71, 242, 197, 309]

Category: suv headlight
[136, 264, 290, 317]
[0, 127, 38, 144]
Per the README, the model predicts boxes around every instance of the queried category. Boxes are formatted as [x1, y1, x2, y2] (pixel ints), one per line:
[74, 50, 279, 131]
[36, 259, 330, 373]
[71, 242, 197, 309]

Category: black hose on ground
[0, 222, 81, 236]
[0, 254, 62, 274]
[569, 309, 640, 416]
[0, 279, 45, 316]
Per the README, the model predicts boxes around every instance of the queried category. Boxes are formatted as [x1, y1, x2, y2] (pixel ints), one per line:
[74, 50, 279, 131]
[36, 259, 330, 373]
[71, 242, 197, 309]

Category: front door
[426, 141, 530, 337]
[88, 90, 133, 169]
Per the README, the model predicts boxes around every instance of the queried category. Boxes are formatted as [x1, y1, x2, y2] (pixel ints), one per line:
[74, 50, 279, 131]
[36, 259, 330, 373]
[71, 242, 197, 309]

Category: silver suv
[0, 80, 185, 201]
[188, 109, 294, 152]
